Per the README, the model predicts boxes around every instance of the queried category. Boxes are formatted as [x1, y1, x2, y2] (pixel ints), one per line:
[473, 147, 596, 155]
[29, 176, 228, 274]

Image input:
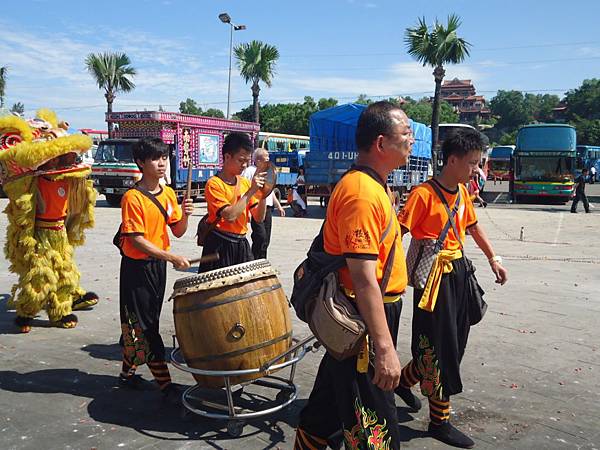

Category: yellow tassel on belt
[418, 249, 463, 313]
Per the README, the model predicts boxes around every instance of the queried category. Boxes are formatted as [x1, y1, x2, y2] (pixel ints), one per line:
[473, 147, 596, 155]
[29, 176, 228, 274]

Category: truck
[512, 123, 576, 204]
[304, 103, 432, 204]
[91, 111, 260, 206]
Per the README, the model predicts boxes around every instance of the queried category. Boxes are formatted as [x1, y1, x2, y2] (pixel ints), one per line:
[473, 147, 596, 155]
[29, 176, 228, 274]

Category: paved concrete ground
[0, 196, 599, 450]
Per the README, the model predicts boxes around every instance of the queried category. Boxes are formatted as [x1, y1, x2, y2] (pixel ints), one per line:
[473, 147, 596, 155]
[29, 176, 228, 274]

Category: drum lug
[230, 323, 246, 340]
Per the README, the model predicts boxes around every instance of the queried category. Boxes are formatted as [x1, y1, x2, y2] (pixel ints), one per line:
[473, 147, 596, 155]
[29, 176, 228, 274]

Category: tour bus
[258, 132, 309, 152]
[576, 145, 600, 181]
[512, 124, 576, 203]
[488, 145, 514, 181]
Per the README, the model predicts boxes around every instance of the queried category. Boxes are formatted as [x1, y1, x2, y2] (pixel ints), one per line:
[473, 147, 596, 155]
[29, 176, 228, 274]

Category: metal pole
[226, 23, 233, 119]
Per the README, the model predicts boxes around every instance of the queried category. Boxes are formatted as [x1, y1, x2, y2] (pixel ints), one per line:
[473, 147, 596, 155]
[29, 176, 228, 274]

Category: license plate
[106, 187, 114, 194]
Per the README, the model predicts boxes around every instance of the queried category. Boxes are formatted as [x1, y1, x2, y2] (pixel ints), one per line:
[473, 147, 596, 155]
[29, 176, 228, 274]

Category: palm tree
[405, 14, 471, 169]
[85, 52, 136, 138]
[0, 66, 7, 109]
[233, 40, 279, 124]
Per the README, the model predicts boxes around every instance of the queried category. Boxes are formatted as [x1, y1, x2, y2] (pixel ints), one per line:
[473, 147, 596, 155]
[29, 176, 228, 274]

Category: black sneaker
[118, 374, 156, 391]
[394, 385, 422, 412]
[428, 422, 475, 448]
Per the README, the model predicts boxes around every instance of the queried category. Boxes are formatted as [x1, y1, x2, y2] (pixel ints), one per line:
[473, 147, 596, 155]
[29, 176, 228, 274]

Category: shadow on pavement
[0, 368, 303, 447]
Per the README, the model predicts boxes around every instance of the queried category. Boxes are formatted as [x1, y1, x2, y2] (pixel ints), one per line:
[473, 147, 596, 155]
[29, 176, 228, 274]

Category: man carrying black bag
[294, 102, 416, 450]
[398, 129, 508, 448]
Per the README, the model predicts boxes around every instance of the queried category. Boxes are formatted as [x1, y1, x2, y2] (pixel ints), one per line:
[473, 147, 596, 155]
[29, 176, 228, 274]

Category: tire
[105, 193, 123, 207]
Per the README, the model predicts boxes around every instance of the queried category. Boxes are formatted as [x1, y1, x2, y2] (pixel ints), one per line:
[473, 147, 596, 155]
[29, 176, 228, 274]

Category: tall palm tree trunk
[105, 91, 115, 139]
[431, 65, 446, 174]
[251, 81, 261, 124]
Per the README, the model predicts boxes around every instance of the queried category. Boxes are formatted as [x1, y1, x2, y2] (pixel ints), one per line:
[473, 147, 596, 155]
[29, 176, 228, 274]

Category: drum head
[171, 259, 277, 298]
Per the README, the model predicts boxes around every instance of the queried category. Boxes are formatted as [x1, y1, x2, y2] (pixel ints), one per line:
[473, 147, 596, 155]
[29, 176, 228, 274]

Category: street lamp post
[219, 13, 246, 120]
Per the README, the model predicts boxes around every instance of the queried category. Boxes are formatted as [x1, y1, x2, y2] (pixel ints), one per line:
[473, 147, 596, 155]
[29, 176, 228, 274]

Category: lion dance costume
[0, 109, 98, 332]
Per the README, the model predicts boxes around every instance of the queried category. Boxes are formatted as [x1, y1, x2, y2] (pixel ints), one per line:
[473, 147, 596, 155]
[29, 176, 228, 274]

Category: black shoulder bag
[113, 186, 170, 255]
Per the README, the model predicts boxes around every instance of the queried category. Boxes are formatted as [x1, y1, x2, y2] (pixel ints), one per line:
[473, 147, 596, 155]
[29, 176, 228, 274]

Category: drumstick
[185, 159, 193, 200]
[188, 252, 220, 265]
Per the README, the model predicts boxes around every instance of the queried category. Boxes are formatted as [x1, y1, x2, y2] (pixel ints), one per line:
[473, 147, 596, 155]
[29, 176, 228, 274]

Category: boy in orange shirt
[118, 137, 193, 400]
[398, 129, 508, 448]
[198, 132, 266, 273]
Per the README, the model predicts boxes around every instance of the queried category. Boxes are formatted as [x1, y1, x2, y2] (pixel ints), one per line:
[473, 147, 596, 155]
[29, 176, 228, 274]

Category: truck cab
[91, 139, 141, 206]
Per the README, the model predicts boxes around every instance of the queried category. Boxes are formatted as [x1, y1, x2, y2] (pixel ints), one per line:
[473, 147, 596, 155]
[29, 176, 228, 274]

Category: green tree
[0, 66, 7, 108]
[355, 94, 372, 105]
[401, 97, 458, 125]
[179, 98, 224, 118]
[10, 102, 24, 115]
[405, 14, 471, 167]
[234, 40, 279, 124]
[179, 98, 202, 115]
[85, 52, 136, 138]
[572, 118, 600, 145]
[564, 79, 600, 120]
[489, 90, 532, 131]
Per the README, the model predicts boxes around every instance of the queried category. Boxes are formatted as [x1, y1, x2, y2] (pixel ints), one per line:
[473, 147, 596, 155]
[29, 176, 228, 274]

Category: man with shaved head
[242, 148, 286, 260]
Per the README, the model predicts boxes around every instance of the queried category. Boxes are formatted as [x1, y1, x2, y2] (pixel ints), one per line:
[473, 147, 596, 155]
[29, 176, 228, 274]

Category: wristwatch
[489, 255, 503, 265]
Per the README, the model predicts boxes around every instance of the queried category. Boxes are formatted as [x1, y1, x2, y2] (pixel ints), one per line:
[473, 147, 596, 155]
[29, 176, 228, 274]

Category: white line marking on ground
[553, 212, 564, 246]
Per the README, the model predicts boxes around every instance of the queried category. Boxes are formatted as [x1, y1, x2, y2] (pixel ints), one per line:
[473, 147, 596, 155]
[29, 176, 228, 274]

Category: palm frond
[234, 40, 279, 87]
[85, 51, 136, 94]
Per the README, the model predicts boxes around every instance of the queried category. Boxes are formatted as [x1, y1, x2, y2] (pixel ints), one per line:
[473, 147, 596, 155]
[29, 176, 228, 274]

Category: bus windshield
[517, 127, 576, 151]
[516, 156, 574, 182]
[95, 142, 135, 162]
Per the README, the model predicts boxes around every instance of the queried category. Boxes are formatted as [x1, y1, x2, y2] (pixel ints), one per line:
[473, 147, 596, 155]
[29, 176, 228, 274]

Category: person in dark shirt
[571, 168, 590, 213]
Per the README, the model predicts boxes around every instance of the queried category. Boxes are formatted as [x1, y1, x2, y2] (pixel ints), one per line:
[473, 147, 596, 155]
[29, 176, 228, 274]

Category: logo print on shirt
[345, 228, 372, 250]
[167, 203, 173, 217]
[57, 187, 66, 198]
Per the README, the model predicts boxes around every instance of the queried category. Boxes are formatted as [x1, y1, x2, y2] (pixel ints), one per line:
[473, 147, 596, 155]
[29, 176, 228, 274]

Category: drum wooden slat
[173, 261, 292, 388]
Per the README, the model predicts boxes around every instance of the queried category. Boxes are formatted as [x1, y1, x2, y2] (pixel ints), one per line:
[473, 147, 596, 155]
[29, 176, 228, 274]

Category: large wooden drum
[172, 259, 292, 388]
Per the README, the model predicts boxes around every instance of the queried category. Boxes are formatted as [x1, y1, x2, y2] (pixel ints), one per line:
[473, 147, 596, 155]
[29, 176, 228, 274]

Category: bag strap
[134, 185, 169, 223]
[427, 180, 463, 250]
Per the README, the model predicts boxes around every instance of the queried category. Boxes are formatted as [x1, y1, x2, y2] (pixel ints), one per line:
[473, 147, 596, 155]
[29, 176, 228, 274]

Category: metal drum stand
[171, 334, 317, 437]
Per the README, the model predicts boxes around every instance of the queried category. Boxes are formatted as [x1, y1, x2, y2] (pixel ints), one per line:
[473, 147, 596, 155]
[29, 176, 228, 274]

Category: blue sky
[2, 0, 600, 129]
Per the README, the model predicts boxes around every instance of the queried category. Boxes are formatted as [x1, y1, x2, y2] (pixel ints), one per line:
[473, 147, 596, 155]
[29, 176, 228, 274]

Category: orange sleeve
[336, 197, 384, 259]
[462, 185, 478, 228]
[166, 188, 183, 225]
[398, 188, 428, 232]
[121, 192, 145, 235]
[205, 178, 231, 220]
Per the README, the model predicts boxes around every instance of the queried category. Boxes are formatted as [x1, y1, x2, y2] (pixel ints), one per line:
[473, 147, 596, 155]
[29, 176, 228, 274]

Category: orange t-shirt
[323, 168, 408, 295]
[36, 177, 69, 221]
[398, 180, 477, 250]
[120, 185, 182, 259]
[205, 175, 258, 235]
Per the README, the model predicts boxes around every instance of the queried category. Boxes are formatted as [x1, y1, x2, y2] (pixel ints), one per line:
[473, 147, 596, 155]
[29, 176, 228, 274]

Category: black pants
[119, 256, 167, 365]
[250, 206, 272, 260]
[296, 302, 403, 450]
[198, 230, 253, 273]
[411, 257, 470, 399]
[571, 191, 590, 213]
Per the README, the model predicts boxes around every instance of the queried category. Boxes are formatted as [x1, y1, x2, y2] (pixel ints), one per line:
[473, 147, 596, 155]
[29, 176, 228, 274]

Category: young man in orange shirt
[398, 129, 508, 448]
[295, 102, 414, 450]
[118, 137, 193, 400]
[198, 132, 267, 273]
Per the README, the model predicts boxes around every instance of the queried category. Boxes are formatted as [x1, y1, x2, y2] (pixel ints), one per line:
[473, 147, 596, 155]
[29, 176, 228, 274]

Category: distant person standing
[242, 148, 286, 260]
[590, 166, 596, 184]
[296, 166, 307, 204]
[571, 168, 590, 213]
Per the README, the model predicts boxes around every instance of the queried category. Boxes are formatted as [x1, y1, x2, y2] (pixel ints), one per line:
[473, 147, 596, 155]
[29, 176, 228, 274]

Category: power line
[24, 88, 570, 113]
[276, 40, 600, 59]
[277, 56, 600, 72]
